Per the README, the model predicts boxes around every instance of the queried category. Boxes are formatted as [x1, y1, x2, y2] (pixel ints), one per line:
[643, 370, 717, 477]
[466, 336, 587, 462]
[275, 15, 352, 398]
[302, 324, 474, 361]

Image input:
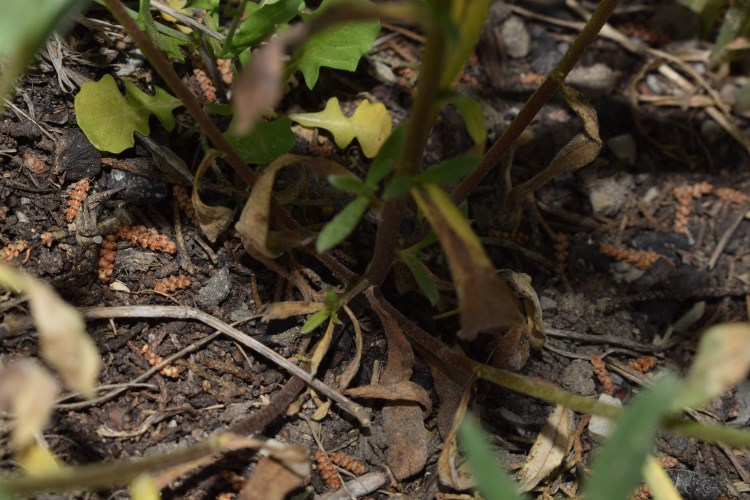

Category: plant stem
[103, 0, 359, 282]
[0, 435, 229, 494]
[103, 0, 257, 189]
[366, 13, 447, 286]
[450, 0, 621, 205]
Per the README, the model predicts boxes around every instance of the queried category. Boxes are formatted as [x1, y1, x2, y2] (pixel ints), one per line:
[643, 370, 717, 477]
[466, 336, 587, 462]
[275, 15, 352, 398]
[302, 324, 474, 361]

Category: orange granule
[154, 275, 192, 294]
[65, 179, 90, 223]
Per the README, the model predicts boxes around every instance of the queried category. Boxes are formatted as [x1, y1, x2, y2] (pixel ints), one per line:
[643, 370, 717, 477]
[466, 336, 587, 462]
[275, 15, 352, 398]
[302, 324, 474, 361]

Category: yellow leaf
[131, 474, 161, 500]
[0, 265, 100, 397]
[0, 360, 58, 451]
[289, 97, 392, 158]
[18, 443, 62, 476]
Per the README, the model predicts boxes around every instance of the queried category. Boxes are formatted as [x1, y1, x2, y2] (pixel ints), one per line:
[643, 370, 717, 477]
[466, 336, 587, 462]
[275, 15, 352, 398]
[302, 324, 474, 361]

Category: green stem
[103, 0, 359, 282]
[450, 0, 621, 205]
[366, 13, 447, 286]
[103, 0, 257, 188]
[0, 435, 229, 495]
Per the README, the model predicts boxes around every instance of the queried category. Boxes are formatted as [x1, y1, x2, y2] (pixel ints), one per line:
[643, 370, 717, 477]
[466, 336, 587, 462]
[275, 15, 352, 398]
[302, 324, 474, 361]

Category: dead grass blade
[516, 404, 575, 492]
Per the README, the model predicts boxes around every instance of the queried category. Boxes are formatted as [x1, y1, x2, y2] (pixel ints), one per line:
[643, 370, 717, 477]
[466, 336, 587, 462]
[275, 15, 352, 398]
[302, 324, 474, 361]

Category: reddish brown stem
[451, 0, 621, 205]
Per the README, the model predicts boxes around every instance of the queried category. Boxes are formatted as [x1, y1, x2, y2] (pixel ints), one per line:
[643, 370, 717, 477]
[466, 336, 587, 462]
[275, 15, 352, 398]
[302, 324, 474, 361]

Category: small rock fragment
[502, 16, 531, 58]
[561, 360, 596, 396]
[566, 63, 614, 99]
[588, 394, 622, 443]
[586, 171, 635, 216]
[666, 469, 723, 500]
[196, 268, 232, 309]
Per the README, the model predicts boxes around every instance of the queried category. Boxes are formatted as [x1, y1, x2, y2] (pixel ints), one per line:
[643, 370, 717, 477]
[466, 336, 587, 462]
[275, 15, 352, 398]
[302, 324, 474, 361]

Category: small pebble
[502, 16, 531, 58]
[589, 394, 622, 443]
[196, 268, 232, 309]
[560, 360, 596, 396]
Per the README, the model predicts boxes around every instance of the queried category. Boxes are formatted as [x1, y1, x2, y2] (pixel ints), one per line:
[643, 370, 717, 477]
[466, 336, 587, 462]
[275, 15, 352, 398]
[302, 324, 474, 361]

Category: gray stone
[560, 360, 596, 396]
[586, 172, 635, 216]
[502, 16, 530, 59]
[196, 268, 232, 309]
[566, 63, 614, 99]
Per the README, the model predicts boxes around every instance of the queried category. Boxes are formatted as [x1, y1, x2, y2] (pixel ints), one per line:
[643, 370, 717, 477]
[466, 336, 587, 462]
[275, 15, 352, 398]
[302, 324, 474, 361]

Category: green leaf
[75, 74, 182, 153]
[584, 374, 679, 500]
[401, 253, 439, 305]
[366, 122, 407, 186]
[228, 0, 304, 53]
[328, 175, 371, 197]
[416, 156, 479, 186]
[123, 80, 181, 132]
[225, 117, 295, 164]
[301, 308, 330, 333]
[458, 416, 524, 500]
[0, 0, 89, 102]
[440, 92, 487, 149]
[137, 0, 188, 61]
[286, 0, 380, 89]
[316, 196, 370, 252]
[289, 97, 392, 158]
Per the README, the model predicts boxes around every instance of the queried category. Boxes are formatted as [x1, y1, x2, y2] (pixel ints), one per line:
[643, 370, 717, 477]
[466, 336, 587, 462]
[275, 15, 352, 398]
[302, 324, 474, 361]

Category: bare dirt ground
[2, 1, 750, 498]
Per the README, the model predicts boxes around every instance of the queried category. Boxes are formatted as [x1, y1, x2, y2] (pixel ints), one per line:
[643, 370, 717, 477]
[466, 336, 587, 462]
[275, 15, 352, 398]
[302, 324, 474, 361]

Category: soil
[2, 1, 750, 499]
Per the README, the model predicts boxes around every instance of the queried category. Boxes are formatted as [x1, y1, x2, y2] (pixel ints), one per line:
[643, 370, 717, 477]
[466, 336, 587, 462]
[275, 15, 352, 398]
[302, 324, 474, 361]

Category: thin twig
[150, 0, 225, 40]
[708, 202, 750, 270]
[81, 305, 370, 426]
[451, 0, 621, 204]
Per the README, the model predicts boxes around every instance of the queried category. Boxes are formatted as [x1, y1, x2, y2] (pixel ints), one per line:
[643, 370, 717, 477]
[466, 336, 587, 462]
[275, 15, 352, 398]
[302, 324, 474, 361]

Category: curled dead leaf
[672, 322, 750, 411]
[507, 80, 602, 210]
[191, 152, 234, 243]
[235, 154, 359, 258]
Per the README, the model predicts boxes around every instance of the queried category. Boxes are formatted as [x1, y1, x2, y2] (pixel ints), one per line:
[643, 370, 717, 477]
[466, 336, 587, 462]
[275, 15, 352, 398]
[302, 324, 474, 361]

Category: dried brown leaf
[345, 380, 432, 414]
[235, 154, 355, 258]
[0, 265, 101, 396]
[368, 289, 428, 480]
[260, 301, 325, 322]
[516, 404, 574, 492]
[239, 456, 306, 500]
[437, 375, 475, 490]
[338, 304, 363, 390]
[411, 185, 525, 341]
